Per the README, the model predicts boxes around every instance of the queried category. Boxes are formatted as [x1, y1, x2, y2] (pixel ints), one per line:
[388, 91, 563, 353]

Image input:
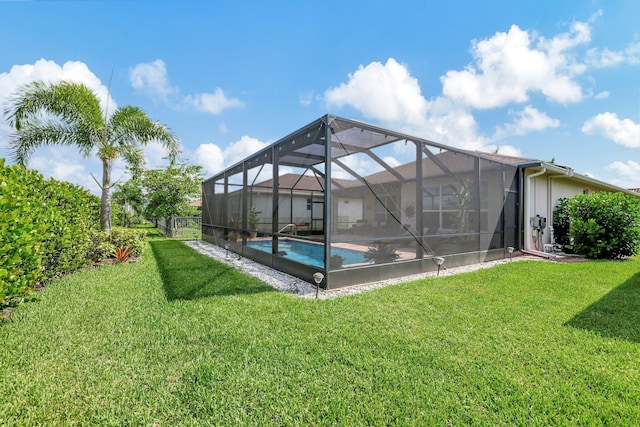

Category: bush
[86, 230, 115, 262]
[0, 162, 45, 306]
[110, 227, 146, 258]
[552, 197, 571, 247]
[0, 159, 102, 307]
[568, 192, 640, 259]
[128, 214, 147, 226]
[39, 179, 100, 280]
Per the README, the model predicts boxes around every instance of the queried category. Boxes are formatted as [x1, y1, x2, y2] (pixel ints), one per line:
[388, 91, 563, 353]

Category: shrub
[568, 192, 640, 259]
[0, 162, 44, 306]
[552, 197, 571, 247]
[39, 179, 100, 280]
[110, 227, 146, 258]
[86, 230, 115, 262]
[0, 159, 104, 307]
[128, 214, 147, 226]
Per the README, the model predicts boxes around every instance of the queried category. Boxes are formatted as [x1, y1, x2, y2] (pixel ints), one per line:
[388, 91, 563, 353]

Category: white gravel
[184, 240, 531, 299]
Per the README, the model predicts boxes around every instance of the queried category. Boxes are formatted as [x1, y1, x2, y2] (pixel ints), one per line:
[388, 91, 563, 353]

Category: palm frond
[4, 80, 105, 164]
[6, 80, 103, 129]
[109, 105, 179, 160]
[8, 121, 84, 166]
[119, 145, 146, 170]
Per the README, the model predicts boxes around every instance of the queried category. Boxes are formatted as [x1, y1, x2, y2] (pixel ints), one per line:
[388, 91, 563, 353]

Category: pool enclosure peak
[202, 115, 522, 289]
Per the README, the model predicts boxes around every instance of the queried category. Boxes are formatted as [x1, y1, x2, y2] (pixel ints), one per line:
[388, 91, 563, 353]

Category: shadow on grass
[565, 272, 640, 342]
[150, 240, 273, 301]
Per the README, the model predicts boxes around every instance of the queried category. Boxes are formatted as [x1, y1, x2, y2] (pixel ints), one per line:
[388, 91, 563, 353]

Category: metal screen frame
[202, 115, 522, 289]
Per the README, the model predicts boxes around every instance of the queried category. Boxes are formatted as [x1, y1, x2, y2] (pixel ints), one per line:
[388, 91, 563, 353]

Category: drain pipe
[524, 167, 547, 254]
[522, 248, 556, 260]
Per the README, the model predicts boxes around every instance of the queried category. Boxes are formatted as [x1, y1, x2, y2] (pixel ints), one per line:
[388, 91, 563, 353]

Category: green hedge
[1, 159, 100, 307]
[568, 192, 640, 259]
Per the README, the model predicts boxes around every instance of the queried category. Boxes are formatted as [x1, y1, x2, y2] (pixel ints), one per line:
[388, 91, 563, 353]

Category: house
[201, 115, 636, 289]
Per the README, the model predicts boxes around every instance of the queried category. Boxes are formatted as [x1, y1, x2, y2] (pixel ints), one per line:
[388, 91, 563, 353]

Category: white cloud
[142, 140, 178, 169]
[325, 58, 428, 128]
[594, 91, 609, 100]
[223, 136, 268, 166]
[0, 58, 115, 116]
[195, 135, 269, 176]
[582, 112, 640, 148]
[130, 60, 244, 115]
[322, 13, 639, 164]
[441, 21, 589, 108]
[382, 156, 400, 168]
[606, 160, 640, 188]
[28, 147, 102, 194]
[493, 106, 560, 139]
[332, 152, 381, 180]
[487, 145, 522, 157]
[129, 59, 176, 100]
[586, 42, 640, 68]
[323, 59, 486, 150]
[299, 90, 314, 106]
[195, 143, 225, 176]
[607, 160, 640, 178]
[183, 88, 244, 115]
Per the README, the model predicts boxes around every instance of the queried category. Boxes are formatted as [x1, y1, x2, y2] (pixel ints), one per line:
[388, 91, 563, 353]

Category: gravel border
[184, 240, 533, 299]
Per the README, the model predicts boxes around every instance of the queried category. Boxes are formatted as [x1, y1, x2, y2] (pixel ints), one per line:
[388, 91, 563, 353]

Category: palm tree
[4, 80, 178, 237]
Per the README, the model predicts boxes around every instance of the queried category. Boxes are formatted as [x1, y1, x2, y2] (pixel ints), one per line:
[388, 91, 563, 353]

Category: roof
[203, 115, 636, 197]
[472, 151, 536, 165]
[253, 173, 324, 192]
[525, 162, 640, 197]
[204, 115, 528, 184]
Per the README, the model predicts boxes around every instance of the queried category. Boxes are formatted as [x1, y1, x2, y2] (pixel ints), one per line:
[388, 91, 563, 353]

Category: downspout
[523, 167, 546, 252]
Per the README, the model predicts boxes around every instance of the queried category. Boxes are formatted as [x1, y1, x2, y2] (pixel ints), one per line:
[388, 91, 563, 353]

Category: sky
[1, 0, 639, 194]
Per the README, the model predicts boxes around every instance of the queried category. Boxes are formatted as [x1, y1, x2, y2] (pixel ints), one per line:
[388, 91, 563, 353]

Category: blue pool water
[246, 239, 367, 268]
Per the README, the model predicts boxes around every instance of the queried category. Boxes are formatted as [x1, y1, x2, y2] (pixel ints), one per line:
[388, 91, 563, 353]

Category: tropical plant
[248, 206, 262, 230]
[113, 247, 133, 263]
[3, 80, 179, 237]
[112, 170, 146, 227]
[330, 254, 344, 269]
[364, 242, 399, 264]
[403, 202, 416, 220]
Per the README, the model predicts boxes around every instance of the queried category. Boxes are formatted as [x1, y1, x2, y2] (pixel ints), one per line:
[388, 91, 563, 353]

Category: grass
[170, 226, 202, 240]
[1, 232, 639, 425]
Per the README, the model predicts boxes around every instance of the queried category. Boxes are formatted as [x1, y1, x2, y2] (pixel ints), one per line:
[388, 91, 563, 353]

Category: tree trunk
[101, 158, 113, 237]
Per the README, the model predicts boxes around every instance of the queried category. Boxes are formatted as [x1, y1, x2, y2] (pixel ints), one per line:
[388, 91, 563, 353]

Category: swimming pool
[246, 239, 368, 268]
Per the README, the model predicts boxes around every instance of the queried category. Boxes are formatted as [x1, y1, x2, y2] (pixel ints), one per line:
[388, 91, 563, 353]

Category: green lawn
[1, 233, 639, 425]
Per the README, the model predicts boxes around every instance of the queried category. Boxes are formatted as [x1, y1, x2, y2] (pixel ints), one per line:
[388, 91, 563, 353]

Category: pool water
[247, 239, 367, 268]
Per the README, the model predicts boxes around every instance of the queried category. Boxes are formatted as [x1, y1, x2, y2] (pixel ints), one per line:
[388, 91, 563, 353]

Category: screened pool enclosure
[202, 115, 521, 289]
